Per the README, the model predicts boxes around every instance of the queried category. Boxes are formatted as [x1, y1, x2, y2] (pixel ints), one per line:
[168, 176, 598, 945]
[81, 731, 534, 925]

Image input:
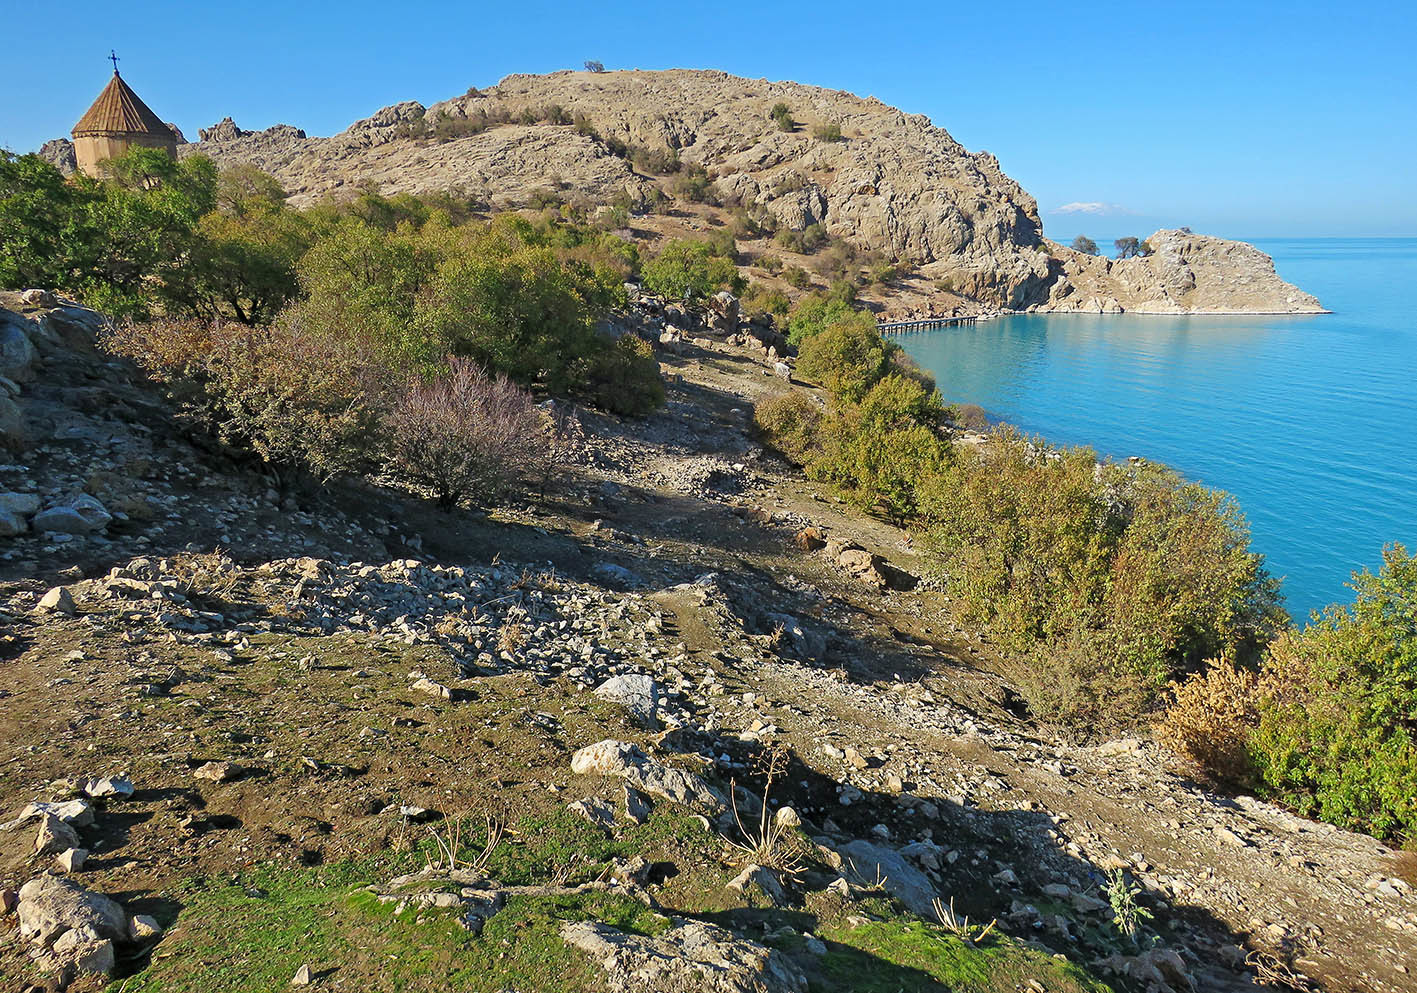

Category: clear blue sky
[5, 0, 1414, 238]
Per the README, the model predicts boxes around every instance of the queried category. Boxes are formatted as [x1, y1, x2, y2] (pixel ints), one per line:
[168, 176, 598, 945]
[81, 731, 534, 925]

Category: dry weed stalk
[725, 745, 803, 879]
[930, 895, 997, 945]
[426, 812, 504, 874]
[498, 620, 528, 654]
[1246, 951, 1315, 992]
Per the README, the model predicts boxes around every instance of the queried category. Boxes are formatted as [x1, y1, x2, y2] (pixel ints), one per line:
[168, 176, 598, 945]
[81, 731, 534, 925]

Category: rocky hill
[149, 69, 1322, 317]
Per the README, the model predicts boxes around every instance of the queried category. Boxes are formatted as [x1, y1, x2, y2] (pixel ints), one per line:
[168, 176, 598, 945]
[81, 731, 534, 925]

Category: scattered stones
[192, 760, 245, 782]
[55, 848, 88, 873]
[37, 586, 77, 615]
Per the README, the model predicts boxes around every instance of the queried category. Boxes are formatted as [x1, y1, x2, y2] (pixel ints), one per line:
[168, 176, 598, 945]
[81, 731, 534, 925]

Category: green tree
[1114, 236, 1141, 259]
[795, 311, 893, 404]
[785, 293, 856, 345]
[0, 152, 97, 292]
[641, 239, 739, 300]
[1071, 235, 1098, 256]
[769, 103, 794, 131]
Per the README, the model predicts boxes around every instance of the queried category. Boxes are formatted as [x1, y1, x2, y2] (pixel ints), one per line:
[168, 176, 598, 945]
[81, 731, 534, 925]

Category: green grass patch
[814, 918, 1114, 993]
[120, 860, 668, 993]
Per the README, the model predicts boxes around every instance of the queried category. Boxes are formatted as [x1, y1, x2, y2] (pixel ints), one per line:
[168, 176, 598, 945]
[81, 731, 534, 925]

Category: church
[71, 56, 177, 177]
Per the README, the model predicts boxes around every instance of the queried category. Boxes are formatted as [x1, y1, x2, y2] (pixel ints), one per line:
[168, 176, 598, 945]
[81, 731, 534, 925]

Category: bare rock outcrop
[561, 919, 808, 993]
[1041, 229, 1325, 315]
[38, 138, 76, 176]
[170, 69, 1318, 314]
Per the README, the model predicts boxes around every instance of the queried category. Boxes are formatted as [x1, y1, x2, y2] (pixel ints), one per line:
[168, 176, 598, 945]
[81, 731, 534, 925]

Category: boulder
[34, 814, 81, 856]
[594, 674, 660, 728]
[45, 926, 116, 977]
[571, 740, 724, 813]
[2, 799, 95, 831]
[708, 291, 740, 333]
[17, 875, 128, 947]
[0, 491, 41, 516]
[837, 840, 939, 916]
[20, 289, 59, 308]
[33, 494, 112, 534]
[129, 914, 163, 941]
[37, 586, 76, 615]
[55, 848, 88, 873]
[561, 919, 807, 993]
[0, 313, 37, 382]
[0, 508, 27, 537]
[0, 394, 22, 449]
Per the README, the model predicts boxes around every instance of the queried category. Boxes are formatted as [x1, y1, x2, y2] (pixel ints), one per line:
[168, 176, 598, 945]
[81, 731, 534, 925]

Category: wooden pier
[877, 315, 978, 334]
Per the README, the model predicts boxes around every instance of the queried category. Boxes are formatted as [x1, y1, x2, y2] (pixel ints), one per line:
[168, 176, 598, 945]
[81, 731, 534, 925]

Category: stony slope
[150, 69, 1321, 316]
[1, 294, 1411, 993]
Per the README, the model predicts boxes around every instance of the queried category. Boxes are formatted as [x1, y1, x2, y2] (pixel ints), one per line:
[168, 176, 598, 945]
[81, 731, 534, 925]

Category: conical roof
[72, 72, 171, 138]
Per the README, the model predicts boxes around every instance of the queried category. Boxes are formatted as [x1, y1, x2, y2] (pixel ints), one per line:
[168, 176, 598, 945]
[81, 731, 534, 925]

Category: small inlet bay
[894, 238, 1417, 617]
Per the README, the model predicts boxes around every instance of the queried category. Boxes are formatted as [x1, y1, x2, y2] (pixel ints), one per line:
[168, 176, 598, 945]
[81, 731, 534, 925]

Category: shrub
[109, 316, 390, 485]
[584, 60, 606, 73]
[1071, 235, 1098, 255]
[641, 239, 739, 300]
[1248, 545, 1417, 842]
[769, 103, 794, 131]
[775, 222, 828, 255]
[753, 392, 824, 466]
[579, 335, 665, 417]
[756, 254, 783, 274]
[782, 265, 810, 289]
[812, 122, 843, 142]
[1158, 660, 1261, 785]
[741, 283, 790, 321]
[386, 357, 548, 508]
[670, 163, 714, 203]
[919, 435, 1283, 728]
[811, 376, 949, 522]
[794, 311, 892, 403]
[1, 147, 219, 320]
[631, 146, 681, 175]
[948, 403, 985, 430]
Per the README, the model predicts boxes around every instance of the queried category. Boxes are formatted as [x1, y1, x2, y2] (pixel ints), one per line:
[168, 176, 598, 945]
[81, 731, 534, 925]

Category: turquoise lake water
[893, 238, 1417, 618]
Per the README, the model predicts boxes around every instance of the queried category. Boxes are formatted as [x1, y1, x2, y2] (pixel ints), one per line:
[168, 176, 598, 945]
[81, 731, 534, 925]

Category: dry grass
[498, 620, 528, 655]
[167, 550, 241, 600]
[930, 896, 996, 945]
